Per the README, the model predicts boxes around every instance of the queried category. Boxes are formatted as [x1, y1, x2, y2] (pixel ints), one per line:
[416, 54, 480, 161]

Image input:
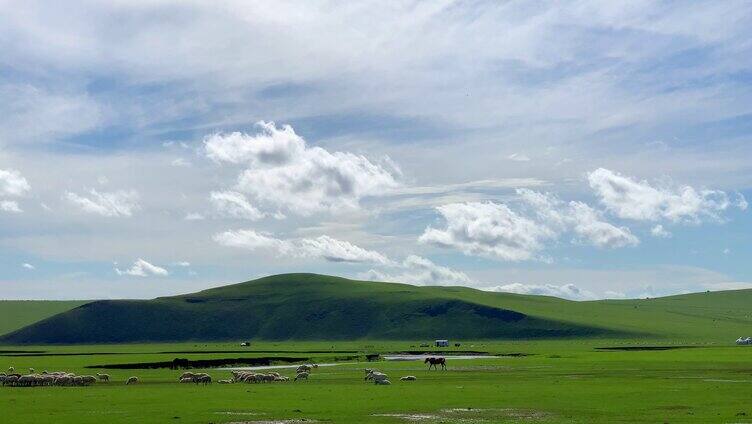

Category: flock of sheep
[2, 360, 431, 388]
[0, 367, 112, 387]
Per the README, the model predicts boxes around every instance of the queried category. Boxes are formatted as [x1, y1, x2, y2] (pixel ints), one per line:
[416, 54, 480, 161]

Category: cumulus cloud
[360, 255, 473, 286]
[64, 189, 139, 217]
[0, 169, 31, 197]
[421, 189, 637, 261]
[0, 200, 22, 213]
[210, 191, 264, 220]
[650, 224, 671, 238]
[213, 229, 392, 265]
[21, 263, 35, 270]
[205, 121, 399, 215]
[588, 168, 743, 223]
[115, 259, 169, 277]
[488, 282, 597, 301]
[420, 201, 554, 261]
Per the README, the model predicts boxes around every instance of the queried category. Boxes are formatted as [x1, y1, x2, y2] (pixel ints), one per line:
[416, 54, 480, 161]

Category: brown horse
[424, 357, 446, 370]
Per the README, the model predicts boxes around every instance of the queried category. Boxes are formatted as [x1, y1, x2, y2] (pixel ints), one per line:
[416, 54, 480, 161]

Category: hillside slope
[0, 274, 614, 343]
[0, 300, 87, 336]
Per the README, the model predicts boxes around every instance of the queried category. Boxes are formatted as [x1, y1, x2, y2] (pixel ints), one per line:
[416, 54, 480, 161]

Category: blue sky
[1, 1, 751, 300]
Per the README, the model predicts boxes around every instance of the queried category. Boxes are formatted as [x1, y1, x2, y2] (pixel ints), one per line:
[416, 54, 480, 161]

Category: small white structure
[736, 337, 752, 345]
[435, 339, 449, 347]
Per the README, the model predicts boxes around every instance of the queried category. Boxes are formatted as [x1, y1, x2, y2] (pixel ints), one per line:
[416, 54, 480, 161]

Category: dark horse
[424, 357, 446, 370]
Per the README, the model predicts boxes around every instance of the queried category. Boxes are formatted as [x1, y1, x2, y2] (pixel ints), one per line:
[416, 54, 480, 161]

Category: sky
[1, 0, 751, 300]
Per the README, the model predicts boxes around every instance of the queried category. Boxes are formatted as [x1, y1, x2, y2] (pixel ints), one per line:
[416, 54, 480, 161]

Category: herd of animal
[736, 337, 752, 345]
[1, 357, 446, 388]
[0, 367, 112, 387]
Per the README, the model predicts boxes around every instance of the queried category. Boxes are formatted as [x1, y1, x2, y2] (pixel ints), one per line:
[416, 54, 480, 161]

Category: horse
[424, 356, 446, 370]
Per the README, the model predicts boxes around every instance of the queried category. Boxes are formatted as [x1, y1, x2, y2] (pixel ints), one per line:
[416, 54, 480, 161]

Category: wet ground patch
[595, 346, 702, 351]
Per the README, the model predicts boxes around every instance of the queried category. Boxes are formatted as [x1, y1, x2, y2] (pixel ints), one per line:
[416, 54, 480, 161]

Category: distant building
[435, 339, 449, 347]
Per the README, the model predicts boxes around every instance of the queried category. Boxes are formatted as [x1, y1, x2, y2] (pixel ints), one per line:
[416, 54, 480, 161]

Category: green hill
[0, 300, 87, 336]
[3, 274, 752, 344]
[0, 274, 614, 344]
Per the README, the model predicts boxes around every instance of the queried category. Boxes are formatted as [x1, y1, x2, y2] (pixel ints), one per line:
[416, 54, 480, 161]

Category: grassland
[0, 300, 86, 335]
[2, 340, 752, 423]
[5, 274, 752, 343]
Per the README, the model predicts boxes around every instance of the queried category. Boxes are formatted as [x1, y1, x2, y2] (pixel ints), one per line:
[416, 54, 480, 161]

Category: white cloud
[650, 224, 672, 238]
[487, 282, 597, 301]
[115, 259, 169, 277]
[569, 201, 638, 248]
[205, 121, 399, 215]
[360, 255, 472, 286]
[64, 189, 139, 217]
[21, 263, 35, 270]
[173, 261, 191, 267]
[420, 201, 554, 261]
[736, 193, 748, 211]
[507, 153, 531, 162]
[588, 168, 742, 223]
[421, 188, 637, 261]
[171, 158, 191, 167]
[213, 229, 392, 265]
[0, 200, 22, 213]
[0, 169, 31, 197]
[210, 191, 264, 221]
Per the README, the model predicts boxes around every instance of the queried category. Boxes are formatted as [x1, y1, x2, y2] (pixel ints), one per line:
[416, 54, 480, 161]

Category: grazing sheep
[96, 373, 110, 382]
[374, 379, 391, 385]
[218, 379, 233, 384]
[365, 371, 388, 382]
[81, 375, 97, 386]
[400, 376, 417, 381]
[294, 372, 309, 381]
[179, 372, 195, 381]
[194, 375, 212, 385]
[296, 364, 312, 373]
[4, 375, 19, 386]
[7, 367, 14, 373]
[179, 377, 193, 383]
[125, 376, 139, 385]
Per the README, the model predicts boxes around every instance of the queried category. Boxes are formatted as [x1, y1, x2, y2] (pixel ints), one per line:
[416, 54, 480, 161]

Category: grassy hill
[2, 274, 752, 344]
[0, 300, 87, 336]
[0, 274, 614, 343]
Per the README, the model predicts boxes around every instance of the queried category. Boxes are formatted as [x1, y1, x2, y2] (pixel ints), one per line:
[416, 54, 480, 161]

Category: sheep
[179, 371, 195, 381]
[218, 379, 233, 384]
[4, 375, 19, 386]
[179, 377, 193, 383]
[296, 364, 312, 373]
[7, 366, 13, 373]
[400, 376, 417, 381]
[194, 375, 212, 385]
[294, 372, 309, 381]
[365, 371, 388, 382]
[374, 379, 391, 385]
[81, 375, 97, 386]
[29, 368, 34, 374]
[125, 376, 139, 385]
[96, 373, 110, 382]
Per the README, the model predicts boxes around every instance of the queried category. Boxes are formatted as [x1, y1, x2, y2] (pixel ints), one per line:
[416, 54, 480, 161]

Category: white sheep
[179, 377, 193, 383]
[218, 379, 233, 384]
[7, 366, 14, 373]
[365, 371, 388, 382]
[125, 376, 139, 385]
[294, 372, 309, 381]
[374, 379, 391, 385]
[296, 364, 312, 373]
[400, 376, 417, 381]
[96, 373, 110, 382]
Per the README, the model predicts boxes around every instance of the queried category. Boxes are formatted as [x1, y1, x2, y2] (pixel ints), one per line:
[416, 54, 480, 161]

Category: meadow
[2, 339, 752, 423]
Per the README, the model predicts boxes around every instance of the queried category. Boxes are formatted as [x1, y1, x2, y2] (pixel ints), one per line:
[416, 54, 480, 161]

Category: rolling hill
[0, 274, 615, 343]
[0, 300, 87, 336]
[2, 273, 751, 344]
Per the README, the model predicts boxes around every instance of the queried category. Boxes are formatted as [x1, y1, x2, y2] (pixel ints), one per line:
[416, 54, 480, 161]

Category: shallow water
[221, 355, 497, 371]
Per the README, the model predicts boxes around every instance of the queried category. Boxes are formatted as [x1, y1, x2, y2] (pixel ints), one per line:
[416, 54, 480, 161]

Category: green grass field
[3, 276, 752, 422]
[2, 340, 752, 423]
